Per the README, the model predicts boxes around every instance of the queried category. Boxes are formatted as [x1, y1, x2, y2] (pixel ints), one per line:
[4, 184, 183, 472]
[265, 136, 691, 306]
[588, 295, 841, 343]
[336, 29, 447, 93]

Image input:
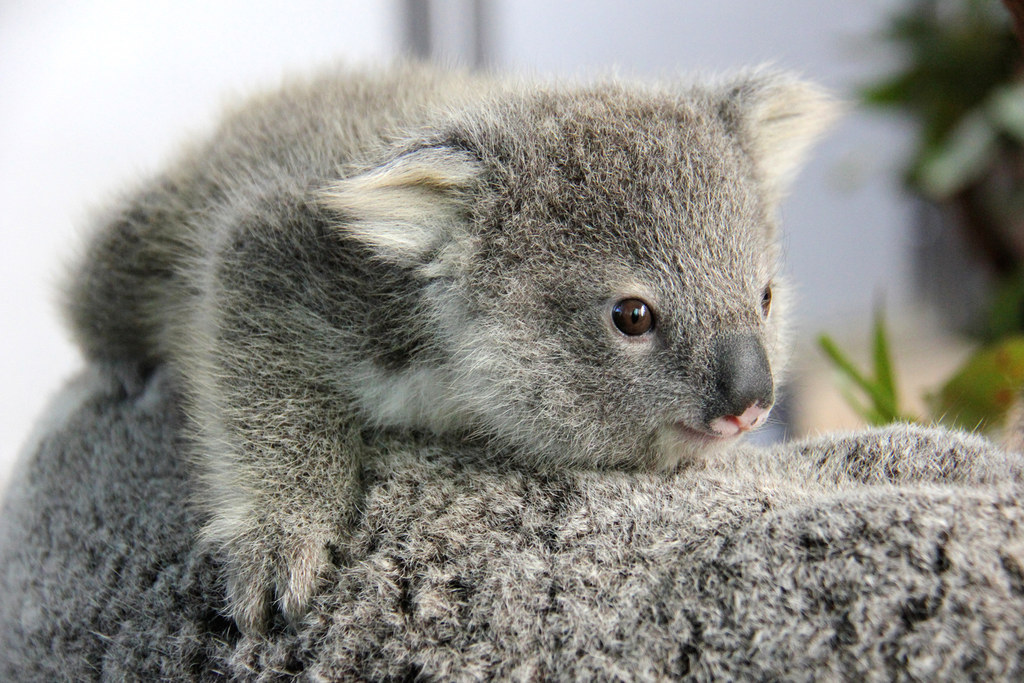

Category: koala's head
[321, 69, 837, 470]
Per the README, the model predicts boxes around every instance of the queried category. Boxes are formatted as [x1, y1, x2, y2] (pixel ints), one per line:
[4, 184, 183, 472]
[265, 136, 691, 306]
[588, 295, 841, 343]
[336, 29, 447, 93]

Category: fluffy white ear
[319, 147, 482, 265]
[719, 70, 841, 202]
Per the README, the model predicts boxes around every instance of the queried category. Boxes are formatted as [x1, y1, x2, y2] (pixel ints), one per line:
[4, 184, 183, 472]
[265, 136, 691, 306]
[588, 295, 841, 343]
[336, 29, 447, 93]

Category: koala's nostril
[707, 333, 774, 429]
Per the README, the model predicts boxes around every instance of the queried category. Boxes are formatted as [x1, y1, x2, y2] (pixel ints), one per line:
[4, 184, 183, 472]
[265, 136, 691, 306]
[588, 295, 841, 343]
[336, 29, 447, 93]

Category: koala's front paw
[218, 517, 342, 634]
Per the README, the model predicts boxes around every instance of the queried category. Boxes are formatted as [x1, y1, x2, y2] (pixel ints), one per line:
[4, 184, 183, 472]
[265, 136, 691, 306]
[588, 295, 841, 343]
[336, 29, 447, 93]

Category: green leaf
[933, 336, 1024, 431]
[818, 335, 875, 395]
[987, 84, 1024, 142]
[916, 110, 998, 198]
[987, 272, 1024, 340]
[872, 309, 898, 417]
[861, 75, 917, 107]
[839, 384, 871, 422]
[818, 334, 899, 423]
[839, 382, 885, 426]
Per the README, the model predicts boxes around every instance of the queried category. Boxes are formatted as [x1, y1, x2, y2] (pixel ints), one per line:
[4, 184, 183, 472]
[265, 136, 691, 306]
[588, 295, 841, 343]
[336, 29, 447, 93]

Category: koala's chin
[651, 420, 761, 471]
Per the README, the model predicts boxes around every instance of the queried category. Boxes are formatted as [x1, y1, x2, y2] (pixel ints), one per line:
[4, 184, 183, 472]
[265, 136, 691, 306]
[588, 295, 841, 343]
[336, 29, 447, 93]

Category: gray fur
[8, 62, 1024, 679]
[2, 369, 1024, 680]
[61, 63, 836, 633]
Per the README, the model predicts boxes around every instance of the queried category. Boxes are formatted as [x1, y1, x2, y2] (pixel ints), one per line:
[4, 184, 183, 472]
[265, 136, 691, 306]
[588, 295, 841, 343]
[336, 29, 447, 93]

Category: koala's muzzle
[705, 333, 774, 437]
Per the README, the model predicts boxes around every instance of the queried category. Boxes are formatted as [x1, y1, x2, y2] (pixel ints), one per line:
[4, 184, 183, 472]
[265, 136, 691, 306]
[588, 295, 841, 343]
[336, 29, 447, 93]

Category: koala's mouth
[672, 422, 736, 444]
[651, 421, 735, 470]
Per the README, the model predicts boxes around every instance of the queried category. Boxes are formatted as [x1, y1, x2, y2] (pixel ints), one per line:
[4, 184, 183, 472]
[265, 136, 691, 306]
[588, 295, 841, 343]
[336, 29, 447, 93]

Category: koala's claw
[278, 538, 332, 623]
[227, 562, 274, 635]
[222, 524, 336, 635]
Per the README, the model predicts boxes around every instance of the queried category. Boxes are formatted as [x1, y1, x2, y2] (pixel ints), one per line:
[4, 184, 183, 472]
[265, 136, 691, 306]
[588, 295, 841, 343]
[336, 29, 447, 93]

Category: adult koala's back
[62, 64, 836, 632]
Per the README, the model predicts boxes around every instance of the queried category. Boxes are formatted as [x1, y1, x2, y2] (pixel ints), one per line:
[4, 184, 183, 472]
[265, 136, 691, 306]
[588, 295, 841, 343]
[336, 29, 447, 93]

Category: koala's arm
[197, 378, 365, 634]
[60, 133, 484, 637]
[174, 183, 382, 633]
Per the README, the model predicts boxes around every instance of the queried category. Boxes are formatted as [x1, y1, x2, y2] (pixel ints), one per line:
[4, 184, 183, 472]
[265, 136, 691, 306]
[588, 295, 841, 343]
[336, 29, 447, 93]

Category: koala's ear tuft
[718, 69, 841, 202]
[318, 147, 482, 265]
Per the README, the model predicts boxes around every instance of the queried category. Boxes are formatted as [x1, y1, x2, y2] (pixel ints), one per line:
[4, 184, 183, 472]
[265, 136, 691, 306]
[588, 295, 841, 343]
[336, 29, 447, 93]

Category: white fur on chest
[351, 363, 464, 432]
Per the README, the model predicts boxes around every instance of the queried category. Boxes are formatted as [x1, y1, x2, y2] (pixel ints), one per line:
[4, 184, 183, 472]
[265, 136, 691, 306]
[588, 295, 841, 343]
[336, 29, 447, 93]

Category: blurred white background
[1, 0, 919, 485]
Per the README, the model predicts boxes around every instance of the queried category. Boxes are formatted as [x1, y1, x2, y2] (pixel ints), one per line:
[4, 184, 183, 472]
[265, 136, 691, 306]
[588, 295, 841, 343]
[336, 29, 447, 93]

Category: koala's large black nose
[706, 333, 774, 435]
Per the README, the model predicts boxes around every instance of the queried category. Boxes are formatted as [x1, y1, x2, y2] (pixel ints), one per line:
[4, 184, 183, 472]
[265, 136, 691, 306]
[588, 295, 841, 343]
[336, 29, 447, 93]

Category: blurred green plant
[819, 315, 1024, 432]
[818, 312, 914, 425]
[821, 0, 1024, 433]
[864, 0, 1024, 337]
[930, 334, 1024, 430]
[815, 311, 921, 423]
[864, 0, 1019, 199]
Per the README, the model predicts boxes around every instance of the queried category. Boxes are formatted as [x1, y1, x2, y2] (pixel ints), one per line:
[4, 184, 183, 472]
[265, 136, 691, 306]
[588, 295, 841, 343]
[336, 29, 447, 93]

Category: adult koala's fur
[63, 64, 836, 633]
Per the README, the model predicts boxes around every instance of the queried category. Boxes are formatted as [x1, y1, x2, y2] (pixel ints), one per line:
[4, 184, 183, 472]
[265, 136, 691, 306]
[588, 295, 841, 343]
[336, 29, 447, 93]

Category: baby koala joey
[64, 64, 836, 632]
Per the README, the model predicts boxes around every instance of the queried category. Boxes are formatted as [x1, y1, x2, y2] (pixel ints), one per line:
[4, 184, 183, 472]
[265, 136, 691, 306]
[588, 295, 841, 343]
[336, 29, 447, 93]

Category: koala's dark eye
[761, 284, 773, 318]
[612, 298, 654, 336]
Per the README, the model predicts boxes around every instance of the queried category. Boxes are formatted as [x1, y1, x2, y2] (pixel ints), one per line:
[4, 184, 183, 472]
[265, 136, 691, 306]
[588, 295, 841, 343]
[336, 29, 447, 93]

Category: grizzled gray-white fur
[2, 368, 1024, 680]
[61, 63, 839, 633]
